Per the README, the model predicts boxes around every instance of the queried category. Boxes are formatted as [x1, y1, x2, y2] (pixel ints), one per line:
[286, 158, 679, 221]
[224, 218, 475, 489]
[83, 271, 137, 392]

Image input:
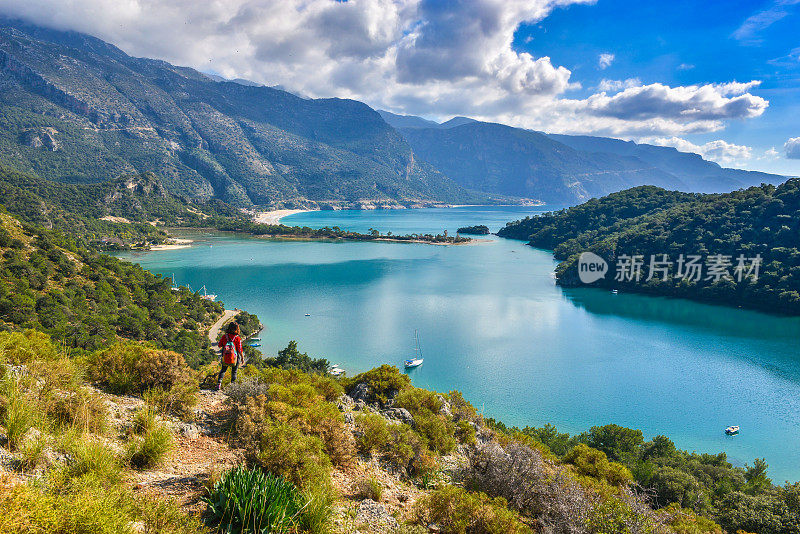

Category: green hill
[499, 181, 800, 314]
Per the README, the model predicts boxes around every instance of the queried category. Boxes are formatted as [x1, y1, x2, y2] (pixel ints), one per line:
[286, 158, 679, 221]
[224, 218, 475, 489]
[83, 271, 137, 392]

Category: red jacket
[218, 333, 243, 361]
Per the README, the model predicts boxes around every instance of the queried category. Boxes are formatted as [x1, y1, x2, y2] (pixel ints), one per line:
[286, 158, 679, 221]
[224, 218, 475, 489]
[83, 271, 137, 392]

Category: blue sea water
[115, 206, 800, 482]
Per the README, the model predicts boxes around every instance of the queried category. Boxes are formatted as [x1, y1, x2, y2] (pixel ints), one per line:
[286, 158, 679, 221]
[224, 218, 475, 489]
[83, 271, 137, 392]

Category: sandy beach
[149, 238, 193, 251]
[254, 209, 311, 225]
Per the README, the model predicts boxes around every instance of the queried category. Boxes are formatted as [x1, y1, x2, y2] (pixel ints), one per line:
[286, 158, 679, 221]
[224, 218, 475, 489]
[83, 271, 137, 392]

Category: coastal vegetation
[498, 181, 800, 314]
[456, 224, 490, 235]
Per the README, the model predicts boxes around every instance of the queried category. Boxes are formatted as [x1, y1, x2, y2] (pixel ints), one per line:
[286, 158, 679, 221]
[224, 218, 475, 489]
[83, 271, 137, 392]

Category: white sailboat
[199, 284, 217, 301]
[404, 330, 424, 368]
[170, 273, 180, 291]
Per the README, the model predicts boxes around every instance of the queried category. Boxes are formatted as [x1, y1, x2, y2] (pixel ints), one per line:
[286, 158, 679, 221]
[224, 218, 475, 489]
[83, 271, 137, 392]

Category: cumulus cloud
[584, 82, 767, 122]
[644, 136, 753, 165]
[598, 53, 614, 69]
[0, 0, 770, 138]
[785, 137, 800, 159]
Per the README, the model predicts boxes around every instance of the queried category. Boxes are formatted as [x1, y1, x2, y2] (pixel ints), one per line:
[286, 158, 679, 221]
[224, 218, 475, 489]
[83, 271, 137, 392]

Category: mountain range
[0, 18, 788, 209]
[381, 112, 785, 204]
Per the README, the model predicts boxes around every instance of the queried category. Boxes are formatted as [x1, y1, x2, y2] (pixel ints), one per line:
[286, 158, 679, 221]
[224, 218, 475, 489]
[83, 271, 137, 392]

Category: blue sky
[2, 0, 798, 175]
[515, 0, 800, 174]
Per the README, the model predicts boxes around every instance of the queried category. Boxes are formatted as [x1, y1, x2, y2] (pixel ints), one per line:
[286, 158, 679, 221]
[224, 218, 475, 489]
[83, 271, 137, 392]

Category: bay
[115, 206, 800, 482]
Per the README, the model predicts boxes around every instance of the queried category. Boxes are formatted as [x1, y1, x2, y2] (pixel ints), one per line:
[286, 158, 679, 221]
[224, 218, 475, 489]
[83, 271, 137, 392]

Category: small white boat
[329, 365, 345, 377]
[170, 273, 180, 291]
[249, 337, 261, 342]
[305, 313, 311, 317]
[611, 289, 618, 294]
[725, 425, 740, 435]
[200, 285, 217, 301]
[404, 330, 424, 368]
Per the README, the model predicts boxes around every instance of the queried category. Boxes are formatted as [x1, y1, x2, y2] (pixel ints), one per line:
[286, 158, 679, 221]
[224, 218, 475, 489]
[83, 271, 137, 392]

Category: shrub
[395, 388, 456, 454]
[1, 376, 36, 450]
[299, 484, 335, 534]
[47, 386, 108, 434]
[143, 382, 198, 419]
[239, 417, 331, 488]
[56, 436, 123, 486]
[466, 441, 592, 530]
[564, 443, 633, 487]
[414, 485, 532, 534]
[88, 341, 195, 395]
[126, 409, 174, 469]
[235, 374, 354, 471]
[203, 465, 304, 534]
[345, 364, 410, 405]
[357, 476, 384, 501]
[0, 329, 59, 364]
[355, 413, 391, 453]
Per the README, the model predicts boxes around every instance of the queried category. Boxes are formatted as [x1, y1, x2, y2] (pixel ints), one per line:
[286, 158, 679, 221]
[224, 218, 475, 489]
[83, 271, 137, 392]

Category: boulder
[382, 408, 414, 426]
[349, 382, 371, 402]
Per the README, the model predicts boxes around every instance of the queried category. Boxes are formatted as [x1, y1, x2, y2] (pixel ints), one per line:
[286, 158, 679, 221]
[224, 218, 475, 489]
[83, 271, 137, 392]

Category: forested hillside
[499, 181, 800, 314]
[0, 211, 221, 364]
[0, 19, 478, 207]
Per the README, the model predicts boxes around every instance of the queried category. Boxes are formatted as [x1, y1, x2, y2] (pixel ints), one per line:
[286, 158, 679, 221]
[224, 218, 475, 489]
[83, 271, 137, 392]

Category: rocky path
[130, 390, 243, 513]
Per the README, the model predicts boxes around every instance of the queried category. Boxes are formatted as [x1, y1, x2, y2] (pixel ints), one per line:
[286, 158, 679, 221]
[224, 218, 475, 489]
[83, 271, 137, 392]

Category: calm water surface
[115, 206, 800, 481]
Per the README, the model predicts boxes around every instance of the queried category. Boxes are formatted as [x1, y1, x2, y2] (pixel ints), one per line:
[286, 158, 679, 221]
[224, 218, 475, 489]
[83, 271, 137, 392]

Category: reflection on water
[115, 207, 800, 482]
[563, 287, 800, 341]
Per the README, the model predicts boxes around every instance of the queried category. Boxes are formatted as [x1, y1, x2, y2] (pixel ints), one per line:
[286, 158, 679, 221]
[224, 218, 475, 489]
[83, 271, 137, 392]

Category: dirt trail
[131, 390, 243, 513]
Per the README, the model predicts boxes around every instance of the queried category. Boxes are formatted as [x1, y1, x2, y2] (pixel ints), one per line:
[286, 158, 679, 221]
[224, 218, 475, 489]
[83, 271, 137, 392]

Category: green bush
[0, 329, 59, 364]
[203, 465, 305, 534]
[88, 341, 196, 395]
[143, 383, 198, 419]
[55, 436, 123, 486]
[563, 444, 633, 487]
[240, 417, 332, 488]
[0, 374, 37, 451]
[234, 369, 353, 472]
[345, 364, 410, 405]
[355, 413, 391, 453]
[126, 408, 174, 469]
[395, 388, 456, 454]
[414, 485, 532, 534]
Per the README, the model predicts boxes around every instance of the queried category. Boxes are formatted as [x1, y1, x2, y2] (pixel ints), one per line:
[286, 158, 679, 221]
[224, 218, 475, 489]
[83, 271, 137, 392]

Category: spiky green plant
[202, 465, 306, 534]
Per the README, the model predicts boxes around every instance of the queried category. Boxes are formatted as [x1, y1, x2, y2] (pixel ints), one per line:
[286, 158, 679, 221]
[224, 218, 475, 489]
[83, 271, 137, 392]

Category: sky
[1, 0, 798, 175]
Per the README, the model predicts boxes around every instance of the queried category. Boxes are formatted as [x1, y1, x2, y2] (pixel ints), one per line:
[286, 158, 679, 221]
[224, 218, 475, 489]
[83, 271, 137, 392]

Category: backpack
[222, 334, 239, 365]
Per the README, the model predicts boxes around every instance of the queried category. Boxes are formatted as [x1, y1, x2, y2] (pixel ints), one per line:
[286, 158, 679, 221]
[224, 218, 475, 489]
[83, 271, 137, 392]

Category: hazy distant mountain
[547, 134, 782, 193]
[379, 111, 476, 130]
[377, 110, 440, 130]
[0, 19, 477, 207]
[400, 122, 688, 204]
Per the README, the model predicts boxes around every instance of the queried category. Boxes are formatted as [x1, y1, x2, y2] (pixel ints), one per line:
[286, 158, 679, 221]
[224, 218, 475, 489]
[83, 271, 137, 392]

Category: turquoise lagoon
[115, 206, 800, 481]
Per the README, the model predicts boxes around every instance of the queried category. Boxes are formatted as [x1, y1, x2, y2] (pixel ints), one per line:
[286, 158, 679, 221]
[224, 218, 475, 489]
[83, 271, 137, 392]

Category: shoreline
[148, 237, 194, 251]
[253, 209, 312, 225]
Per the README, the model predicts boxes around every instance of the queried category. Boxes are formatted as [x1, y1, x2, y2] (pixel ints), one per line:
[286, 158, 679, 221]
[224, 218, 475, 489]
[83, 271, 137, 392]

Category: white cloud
[644, 136, 753, 166]
[0, 0, 769, 139]
[785, 137, 800, 159]
[597, 78, 641, 92]
[598, 53, 614, 69]
[733, 0, 800, 43]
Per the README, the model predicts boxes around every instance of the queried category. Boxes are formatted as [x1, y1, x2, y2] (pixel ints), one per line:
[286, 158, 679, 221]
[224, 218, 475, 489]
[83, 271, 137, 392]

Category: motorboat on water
[305, 313, 311, 317]
[725, 425, 739, 435]
[329, 365, 345, 377]
[404, 330, 424, 369]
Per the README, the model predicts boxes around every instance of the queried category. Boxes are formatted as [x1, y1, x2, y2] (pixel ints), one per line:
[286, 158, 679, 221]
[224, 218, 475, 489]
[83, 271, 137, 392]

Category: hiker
[216, 322, 243, 390]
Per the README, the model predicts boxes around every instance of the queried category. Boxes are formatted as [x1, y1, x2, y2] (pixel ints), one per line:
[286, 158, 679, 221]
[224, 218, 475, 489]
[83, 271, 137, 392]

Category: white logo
[578, 252, 608, 284]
